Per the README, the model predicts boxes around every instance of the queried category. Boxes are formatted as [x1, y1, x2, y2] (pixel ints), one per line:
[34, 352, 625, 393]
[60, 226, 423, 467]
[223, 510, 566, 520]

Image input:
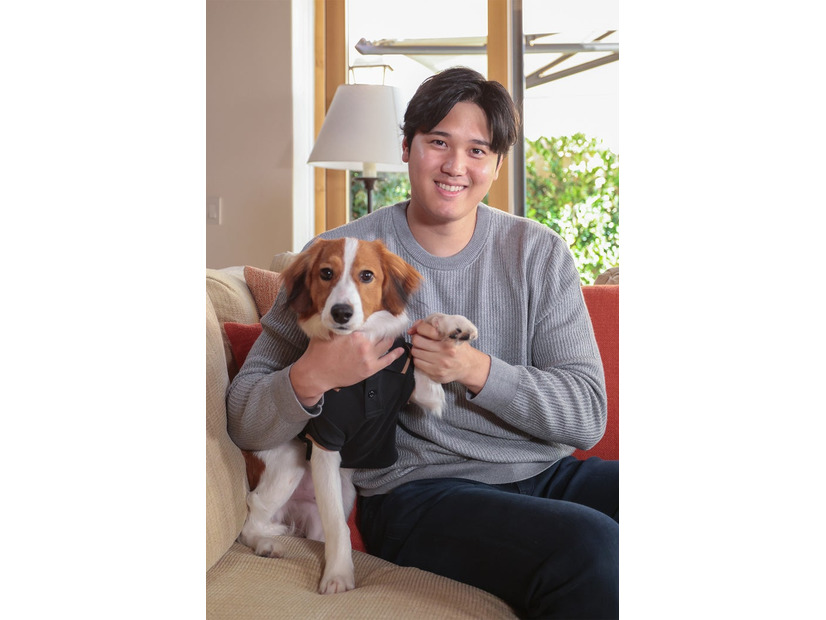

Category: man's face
[402, 101, 503, 227]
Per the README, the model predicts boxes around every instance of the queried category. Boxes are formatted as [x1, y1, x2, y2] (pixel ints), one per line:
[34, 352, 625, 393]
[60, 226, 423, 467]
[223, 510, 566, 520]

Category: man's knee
[528, 512, 618, 619]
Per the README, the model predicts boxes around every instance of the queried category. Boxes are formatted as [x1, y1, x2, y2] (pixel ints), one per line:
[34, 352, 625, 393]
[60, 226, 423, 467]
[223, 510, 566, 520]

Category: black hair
[402, 67, 521, 157]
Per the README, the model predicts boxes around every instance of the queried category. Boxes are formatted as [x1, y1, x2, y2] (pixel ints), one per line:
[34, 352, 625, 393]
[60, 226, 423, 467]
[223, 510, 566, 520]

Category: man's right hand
[289, 334, 405, 408]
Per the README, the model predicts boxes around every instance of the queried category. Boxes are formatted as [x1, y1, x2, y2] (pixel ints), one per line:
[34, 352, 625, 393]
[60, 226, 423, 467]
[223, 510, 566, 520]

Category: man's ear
[492, 154, 505, 180]
[402, 137, 410, 163]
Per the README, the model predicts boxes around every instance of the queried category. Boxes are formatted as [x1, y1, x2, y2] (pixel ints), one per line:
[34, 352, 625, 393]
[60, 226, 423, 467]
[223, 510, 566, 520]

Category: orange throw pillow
[223, 322, 263, 368]
[243, 266, 282, 317]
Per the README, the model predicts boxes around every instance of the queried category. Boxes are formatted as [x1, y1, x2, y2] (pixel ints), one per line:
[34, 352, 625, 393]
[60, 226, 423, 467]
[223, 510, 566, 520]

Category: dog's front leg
[309, 440, 355, 594]
[411, 368, 446, 416]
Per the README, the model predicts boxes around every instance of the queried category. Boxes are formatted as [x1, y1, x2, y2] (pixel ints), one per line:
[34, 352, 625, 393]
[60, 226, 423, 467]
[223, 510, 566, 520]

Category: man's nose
[441, 153, 466, 176]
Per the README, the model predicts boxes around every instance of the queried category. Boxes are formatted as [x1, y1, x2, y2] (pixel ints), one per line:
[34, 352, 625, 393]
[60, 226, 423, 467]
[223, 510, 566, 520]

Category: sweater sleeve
[469, 237, 607, 451]
[225, 289, 320, 451]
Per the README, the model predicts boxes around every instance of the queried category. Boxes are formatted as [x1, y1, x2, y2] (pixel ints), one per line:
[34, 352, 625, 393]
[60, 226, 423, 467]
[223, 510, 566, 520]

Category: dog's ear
[379, 244, 423, 315]
[279, 241, 322, 316]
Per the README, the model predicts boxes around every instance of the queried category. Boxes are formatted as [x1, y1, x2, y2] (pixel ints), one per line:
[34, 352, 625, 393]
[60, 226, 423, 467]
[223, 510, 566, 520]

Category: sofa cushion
[595, 266, 619, 285]
[207, 268, 260, 325]
[269, 250, 297, 273]
[206, 295, 249, 571]
[244, 265, 282, 317]
[206, 540, 518, 619]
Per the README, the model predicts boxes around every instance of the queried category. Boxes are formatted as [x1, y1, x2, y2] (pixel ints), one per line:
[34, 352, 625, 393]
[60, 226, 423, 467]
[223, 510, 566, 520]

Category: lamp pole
[359, 176, 378, 214]
[360, 162, 378, 214]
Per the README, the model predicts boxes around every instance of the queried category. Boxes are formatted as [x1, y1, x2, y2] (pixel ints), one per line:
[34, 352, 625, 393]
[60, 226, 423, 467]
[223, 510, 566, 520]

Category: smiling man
[227, 67, 619, 619]
[403, 100, 502, 255]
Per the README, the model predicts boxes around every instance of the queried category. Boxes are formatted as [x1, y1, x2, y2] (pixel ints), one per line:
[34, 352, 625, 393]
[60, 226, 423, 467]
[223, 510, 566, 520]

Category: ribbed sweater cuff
[275, 365, 323, 421]
[468, 355, 520, 413]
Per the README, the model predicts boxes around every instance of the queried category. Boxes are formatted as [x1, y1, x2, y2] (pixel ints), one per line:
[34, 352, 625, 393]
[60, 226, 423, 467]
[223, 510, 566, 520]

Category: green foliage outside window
[526, 134, 619, 284]
[350, 133, 619, 285]
[351, 172, 411, 220]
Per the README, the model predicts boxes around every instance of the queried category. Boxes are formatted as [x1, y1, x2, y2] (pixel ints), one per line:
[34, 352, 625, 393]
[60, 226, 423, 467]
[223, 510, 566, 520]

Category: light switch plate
[206, 196, 222, 225]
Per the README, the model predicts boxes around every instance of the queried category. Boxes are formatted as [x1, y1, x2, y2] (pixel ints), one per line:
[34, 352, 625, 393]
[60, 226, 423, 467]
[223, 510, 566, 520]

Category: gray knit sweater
[226, 202, 606, 496]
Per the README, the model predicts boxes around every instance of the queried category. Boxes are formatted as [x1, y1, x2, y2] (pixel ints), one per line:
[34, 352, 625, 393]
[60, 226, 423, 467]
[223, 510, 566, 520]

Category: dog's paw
[424, 313, 478, 344]
[238, 503, 291, 559]
[252, 538, 286, 558]
[318, 569, 355, 594]
[238, 529, 287, 558]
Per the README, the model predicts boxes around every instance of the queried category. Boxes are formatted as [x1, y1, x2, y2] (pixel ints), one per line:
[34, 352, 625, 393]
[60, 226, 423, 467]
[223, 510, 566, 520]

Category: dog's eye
[320, 268, 334, 281]
[359, 270, 374, 283]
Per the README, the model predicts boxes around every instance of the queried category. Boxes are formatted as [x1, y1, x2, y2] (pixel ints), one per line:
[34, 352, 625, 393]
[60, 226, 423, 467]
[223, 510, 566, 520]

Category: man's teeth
[437, 182, 463, 192]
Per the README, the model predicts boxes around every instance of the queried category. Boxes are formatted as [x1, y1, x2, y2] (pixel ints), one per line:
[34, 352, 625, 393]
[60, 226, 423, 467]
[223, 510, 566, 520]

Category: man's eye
[359, 270, 374, 283]
[320, 268, 334, 281]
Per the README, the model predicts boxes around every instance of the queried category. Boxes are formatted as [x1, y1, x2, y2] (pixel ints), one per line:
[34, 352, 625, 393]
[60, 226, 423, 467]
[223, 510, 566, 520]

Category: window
[344, 0, 619, 282]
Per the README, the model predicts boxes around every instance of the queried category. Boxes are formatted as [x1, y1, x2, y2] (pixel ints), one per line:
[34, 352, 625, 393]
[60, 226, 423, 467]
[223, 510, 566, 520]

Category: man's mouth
[436, 181, 464, 192]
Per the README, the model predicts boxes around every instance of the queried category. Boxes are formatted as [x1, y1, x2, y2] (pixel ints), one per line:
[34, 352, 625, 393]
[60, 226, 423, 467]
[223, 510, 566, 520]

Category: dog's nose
[331, 304, 353, 324]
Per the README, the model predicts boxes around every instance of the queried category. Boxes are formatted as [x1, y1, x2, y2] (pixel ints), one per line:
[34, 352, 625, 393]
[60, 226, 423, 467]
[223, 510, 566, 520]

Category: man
[227, 67, 618, 619]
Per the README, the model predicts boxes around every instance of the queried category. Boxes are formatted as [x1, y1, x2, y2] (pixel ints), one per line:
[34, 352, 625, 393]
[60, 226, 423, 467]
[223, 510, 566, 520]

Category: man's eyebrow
[424, 129, 492, 148]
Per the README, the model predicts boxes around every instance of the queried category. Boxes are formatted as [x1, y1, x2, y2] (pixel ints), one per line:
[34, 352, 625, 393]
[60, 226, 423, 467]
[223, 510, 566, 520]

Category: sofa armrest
[574, 285, 619, 461]
[206, 294, 250, 571]
[206, 268, 260, 378]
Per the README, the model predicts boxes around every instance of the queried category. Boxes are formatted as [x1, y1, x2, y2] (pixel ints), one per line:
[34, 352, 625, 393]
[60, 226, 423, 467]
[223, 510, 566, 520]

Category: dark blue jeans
[357, 457, 618, 619]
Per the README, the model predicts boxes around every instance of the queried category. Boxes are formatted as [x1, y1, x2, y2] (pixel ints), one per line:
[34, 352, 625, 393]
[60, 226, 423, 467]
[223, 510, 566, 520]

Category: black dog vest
[299, 337, 415, 469]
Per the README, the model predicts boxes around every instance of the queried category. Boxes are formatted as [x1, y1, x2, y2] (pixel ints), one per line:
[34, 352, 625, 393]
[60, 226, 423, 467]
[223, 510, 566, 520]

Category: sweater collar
[390, 200, 492, 270]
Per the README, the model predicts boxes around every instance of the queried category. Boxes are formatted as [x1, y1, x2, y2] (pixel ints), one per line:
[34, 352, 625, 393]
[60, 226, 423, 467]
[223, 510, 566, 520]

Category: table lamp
[308, 84, 407, 214]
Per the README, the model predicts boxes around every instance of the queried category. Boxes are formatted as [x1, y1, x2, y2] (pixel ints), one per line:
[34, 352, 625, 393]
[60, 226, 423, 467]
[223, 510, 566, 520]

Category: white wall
[206, 0, 310, 269]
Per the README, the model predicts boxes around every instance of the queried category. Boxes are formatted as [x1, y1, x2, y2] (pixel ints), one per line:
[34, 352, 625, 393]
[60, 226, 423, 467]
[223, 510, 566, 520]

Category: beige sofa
[205, 260, 518, 618]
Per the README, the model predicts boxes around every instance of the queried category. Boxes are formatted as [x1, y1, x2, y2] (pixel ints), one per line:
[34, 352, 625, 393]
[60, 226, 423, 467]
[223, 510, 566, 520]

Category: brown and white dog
[238, 237, 478, 594]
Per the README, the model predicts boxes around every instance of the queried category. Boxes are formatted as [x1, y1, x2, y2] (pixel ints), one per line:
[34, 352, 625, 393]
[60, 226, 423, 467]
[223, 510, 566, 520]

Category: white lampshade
[308, 84, 407, 176]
